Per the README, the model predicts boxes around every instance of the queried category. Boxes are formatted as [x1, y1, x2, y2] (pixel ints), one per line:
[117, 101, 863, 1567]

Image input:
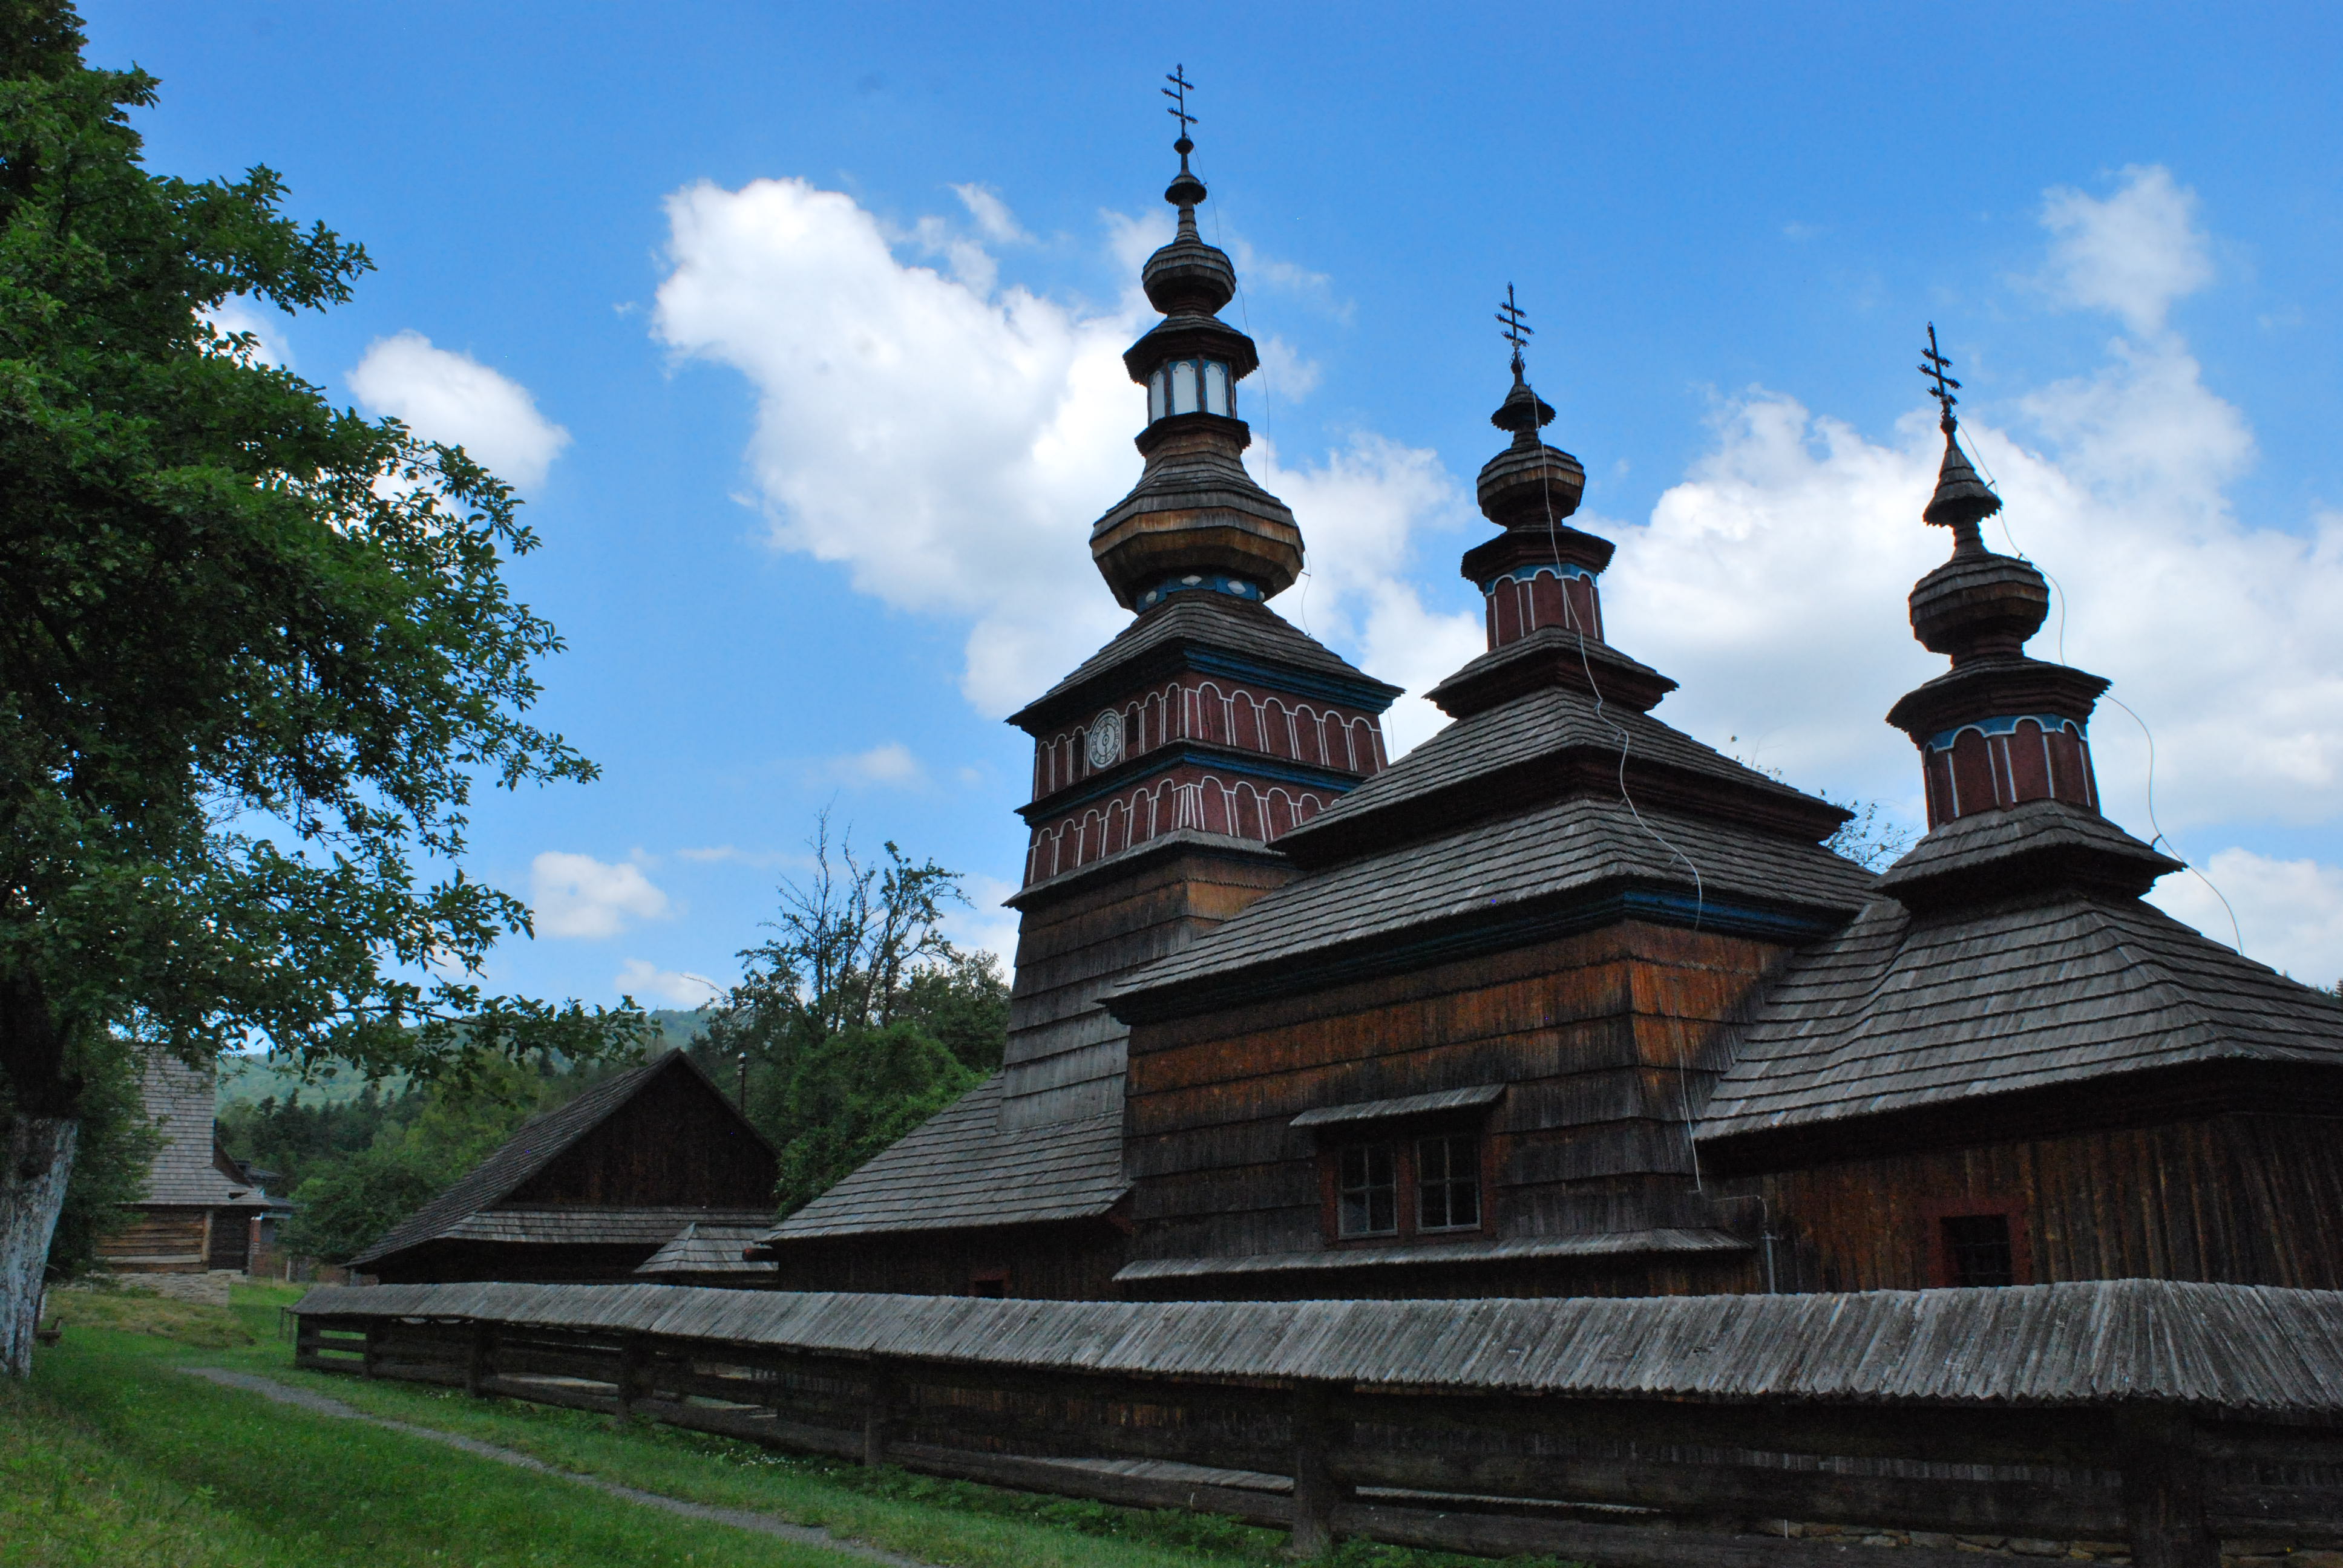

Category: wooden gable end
[504, 1060, 776, 1209]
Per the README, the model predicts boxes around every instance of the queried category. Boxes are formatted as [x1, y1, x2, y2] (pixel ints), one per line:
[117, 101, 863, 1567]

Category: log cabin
[752, 125, 2343, 1302]
[352, 1049, 776, 1284]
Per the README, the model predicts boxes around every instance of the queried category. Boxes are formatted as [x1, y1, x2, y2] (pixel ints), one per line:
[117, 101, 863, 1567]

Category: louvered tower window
[1147, 358, 1235, 422]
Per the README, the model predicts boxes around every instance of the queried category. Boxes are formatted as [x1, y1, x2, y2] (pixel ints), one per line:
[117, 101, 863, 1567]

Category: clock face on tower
[1086, 709, 1126, 769]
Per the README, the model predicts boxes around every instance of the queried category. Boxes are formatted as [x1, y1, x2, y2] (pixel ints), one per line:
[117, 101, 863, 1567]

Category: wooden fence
[290, 1281, 2343, 1568]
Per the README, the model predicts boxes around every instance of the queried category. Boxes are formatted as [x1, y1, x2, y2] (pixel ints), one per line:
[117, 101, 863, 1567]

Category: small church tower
[1886, 328, 2105, 829]
[753, 76, 1398, 1296]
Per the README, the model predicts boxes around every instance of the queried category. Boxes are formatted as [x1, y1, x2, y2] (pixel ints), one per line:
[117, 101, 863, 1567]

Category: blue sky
[85, 2, 2343, 1004]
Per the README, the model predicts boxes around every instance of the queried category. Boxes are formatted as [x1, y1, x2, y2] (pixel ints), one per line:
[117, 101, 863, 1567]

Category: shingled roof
[1275, 681, 1845, 865]
[1010, 595, 1397, 730]
[133, 1054, 280, 1209]
[1700, 802, 2343, 1152]
[352, 1050, 763, 1269]
[760, 1073, 1127, 1243]
[637, 1222, 775, 1280]
[1109, 795, 1873, 1021]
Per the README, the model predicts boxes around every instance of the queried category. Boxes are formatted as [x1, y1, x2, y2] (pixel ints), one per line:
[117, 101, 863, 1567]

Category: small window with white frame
[1416, 1134, 1481, 1232]
[1336, 1143, 1398, 1237]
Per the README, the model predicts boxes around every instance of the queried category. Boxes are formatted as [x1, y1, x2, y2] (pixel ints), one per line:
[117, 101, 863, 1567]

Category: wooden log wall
[94, 1209, 208, 1273]
[1751, 1111, 2343, 1293]
[503, 1062, 777, 1208]
[771, 1221, 1129, 1302]
[295, 1309, 2343, 1568]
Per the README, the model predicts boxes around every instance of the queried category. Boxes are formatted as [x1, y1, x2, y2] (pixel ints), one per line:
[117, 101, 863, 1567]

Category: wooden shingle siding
[1124, 921, 1798, 1288]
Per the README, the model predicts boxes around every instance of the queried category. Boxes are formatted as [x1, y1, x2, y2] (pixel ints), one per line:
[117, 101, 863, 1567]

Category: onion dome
[1474, 364, 1586, 530]
[1907, 416, 2048, 665]
[1090, 113, 1302, 611]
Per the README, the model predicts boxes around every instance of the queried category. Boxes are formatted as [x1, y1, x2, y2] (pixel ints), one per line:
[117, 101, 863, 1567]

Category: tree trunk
[0, 1115, 77, 1376]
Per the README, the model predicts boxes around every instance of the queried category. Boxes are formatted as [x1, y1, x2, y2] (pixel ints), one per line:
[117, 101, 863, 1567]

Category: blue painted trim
[1925, 713, 2086, 754]
[1138, 573, 1263, 607]
[1182, 648, 1400, 712]
[1478, 561, 1598, 593]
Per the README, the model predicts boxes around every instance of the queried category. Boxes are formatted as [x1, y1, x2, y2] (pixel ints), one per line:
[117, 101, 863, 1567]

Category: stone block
[2008, 1542, 2067, 1558]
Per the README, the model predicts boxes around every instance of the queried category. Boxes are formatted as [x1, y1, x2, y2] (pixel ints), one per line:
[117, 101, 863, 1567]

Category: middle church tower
[752, 109, 1398, 1297]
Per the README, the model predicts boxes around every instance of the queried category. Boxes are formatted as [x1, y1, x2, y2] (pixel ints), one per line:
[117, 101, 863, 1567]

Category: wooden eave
[1696, 1056, 2343, 1178]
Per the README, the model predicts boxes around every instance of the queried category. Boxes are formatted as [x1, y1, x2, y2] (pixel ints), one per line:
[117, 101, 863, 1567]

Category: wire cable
[1966, 426, 2246, 952]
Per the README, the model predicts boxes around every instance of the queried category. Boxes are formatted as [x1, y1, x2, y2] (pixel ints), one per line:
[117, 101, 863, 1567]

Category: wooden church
[752, 120, 2343, 1302]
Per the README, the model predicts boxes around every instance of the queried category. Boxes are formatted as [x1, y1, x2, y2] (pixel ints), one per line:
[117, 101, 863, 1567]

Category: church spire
[1886, 326, 2108, 829]
[1460, 286, 1607, 651]
[1088, 70, 1303, 613]
[1916, 322, 2002, 556]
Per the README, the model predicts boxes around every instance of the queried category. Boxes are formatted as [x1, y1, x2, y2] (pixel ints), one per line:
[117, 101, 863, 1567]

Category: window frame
[1319, 1123, 1492, 1248]
[1921, 1197, 2033, 1288]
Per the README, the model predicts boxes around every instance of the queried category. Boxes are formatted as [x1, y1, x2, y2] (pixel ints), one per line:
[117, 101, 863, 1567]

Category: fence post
[863, 1356, 896, 1468]
[2118, 1407, 2217, 1568]
[615, 1334, 649, 1422]
[464, 1322, 494, 1398]
[1288, 1381, 1352, 1561]
[361, 1321, 379, 1380]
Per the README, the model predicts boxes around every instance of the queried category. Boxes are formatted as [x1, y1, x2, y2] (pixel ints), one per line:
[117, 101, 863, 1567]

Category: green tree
[37, 1034, 163, 1282]
[0, 5, 636, 1371]
[278, 1054, 582, 1263]
[700, 817, 1004, 1215]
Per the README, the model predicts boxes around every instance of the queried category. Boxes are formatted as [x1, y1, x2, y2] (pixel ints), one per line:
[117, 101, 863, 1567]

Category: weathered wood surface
[291, 1279, 2343, 1414]
[289, 1283, 2343, 1566]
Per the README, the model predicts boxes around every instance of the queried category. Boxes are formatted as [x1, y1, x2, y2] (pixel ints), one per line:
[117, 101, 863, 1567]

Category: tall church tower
[755, 83, 1397, 1297]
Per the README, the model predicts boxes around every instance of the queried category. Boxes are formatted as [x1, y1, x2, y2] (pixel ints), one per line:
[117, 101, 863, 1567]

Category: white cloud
[202, 298, 295, 368]
[1602, 168, 2343, 855]
[655, 177, 1139, 714]
[951, 183, 1029, 245]
[1257, 434, 1483, 754]
[614, 958, 724, 1008]
[1253, 335, 1323, 404]
[2039, 165, 2214, 335]
[653, 179, 1458, 730]
[823, 741, 926, 787]
[530, 852, 672, 939]
[349, 330, 572, 488]
[2148, 848, 2343, 985]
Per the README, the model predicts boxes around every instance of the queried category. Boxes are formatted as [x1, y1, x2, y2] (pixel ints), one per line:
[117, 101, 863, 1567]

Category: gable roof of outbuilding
[352, 1050, 767, 1269]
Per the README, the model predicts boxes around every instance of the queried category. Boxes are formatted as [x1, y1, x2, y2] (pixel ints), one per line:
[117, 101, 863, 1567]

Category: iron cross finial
[1164, 66, 1196, 162]
[1496, 284, 1534, 378]
[1919, 322, 1962, 428]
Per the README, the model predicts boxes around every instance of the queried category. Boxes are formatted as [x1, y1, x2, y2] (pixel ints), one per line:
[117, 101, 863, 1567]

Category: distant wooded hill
[214, 1010, 716, 1109]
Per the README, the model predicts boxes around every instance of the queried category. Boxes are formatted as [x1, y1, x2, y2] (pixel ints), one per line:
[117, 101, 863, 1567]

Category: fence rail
[291, 1281, 2343, 1568]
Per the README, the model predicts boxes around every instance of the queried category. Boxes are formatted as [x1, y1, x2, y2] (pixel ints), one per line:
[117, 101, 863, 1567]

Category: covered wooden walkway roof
[295, 1276, 2343, 1417]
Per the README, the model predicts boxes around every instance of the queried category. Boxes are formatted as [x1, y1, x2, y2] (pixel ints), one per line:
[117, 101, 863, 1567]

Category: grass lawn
[8, 1281, 1580, 1568]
